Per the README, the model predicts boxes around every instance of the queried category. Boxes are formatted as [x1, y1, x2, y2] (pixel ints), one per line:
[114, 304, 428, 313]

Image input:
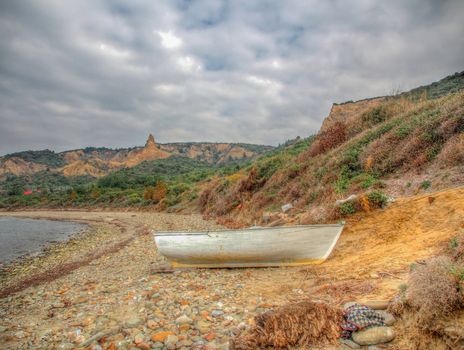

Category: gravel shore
[0, 211, 336, 350]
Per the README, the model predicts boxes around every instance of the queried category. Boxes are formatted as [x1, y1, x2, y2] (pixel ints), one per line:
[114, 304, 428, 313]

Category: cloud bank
[0, 0, 463, 154]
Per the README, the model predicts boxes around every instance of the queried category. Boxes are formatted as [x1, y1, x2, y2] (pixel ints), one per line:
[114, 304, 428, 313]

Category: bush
[143, 186, 155, 200]
[307, 121, 347, 157]
[420, 180, 431, 190]
[334, 166, 352, 194]
[367, 190, 388, 208]
[339, 201, 356, 216]
[153, 181, 167, 203]
[406, 256, 462, 326]
[436, 133, 464, 167]
[361, 105, 392, 125]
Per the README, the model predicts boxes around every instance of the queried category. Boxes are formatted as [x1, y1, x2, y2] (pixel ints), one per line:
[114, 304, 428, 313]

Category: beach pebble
[14, 331, 25, 339]
[151, 331, 175, 343]
[211, 310, 224, 317]
[352, 326, 395, 345]
[134, 333, 145, 344]
[57, 343, 75, 350]
[196, 320, 212, 334]
[376, 310, 396, 325]
[358, 300, 390, 310]
[165, 335, 179, 349]
[175, 315, 193, 324]
[343, 302, 356, 309]
[340, 338, 361, 349]
[124, 317, 143, 328]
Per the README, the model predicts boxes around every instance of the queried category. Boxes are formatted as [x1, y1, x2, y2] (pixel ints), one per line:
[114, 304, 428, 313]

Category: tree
[69, 190, 78, 201]
[143, 186, 155, 200]
[153, 181, 167, 203]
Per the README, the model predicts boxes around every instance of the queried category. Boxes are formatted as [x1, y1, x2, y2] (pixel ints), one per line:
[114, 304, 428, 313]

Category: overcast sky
[0, 0, 463, 155]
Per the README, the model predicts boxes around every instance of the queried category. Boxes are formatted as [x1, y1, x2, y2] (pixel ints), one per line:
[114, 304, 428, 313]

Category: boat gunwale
[153, 223, 345, 236]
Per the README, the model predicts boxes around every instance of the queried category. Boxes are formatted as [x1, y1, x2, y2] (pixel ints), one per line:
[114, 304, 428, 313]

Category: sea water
[0, 217, 87, 264]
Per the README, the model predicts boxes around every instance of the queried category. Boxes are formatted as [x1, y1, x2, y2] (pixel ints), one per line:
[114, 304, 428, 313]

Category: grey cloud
[0, 0, 463, 155]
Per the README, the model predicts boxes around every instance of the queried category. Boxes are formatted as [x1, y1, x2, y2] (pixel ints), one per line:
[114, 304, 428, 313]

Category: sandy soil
[0, 187, 462, 349]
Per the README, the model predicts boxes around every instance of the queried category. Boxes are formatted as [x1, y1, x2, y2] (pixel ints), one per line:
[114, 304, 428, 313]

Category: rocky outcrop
[0, 157, 46, 177]
[124, 134, 171, 167]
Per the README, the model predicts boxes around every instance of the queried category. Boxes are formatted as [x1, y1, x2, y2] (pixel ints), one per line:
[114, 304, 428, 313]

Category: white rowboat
[153, 224, 344, 268]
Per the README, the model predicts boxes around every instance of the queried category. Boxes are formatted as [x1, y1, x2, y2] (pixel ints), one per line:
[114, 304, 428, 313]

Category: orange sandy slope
[315, 186, 464, 297]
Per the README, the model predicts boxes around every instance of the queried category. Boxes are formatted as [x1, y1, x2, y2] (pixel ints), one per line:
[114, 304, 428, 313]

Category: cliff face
[124, 134, 171, 167]
[0, 135, 272, 178]
[320, 97, 385, 133]
[0, 158, 46, 177]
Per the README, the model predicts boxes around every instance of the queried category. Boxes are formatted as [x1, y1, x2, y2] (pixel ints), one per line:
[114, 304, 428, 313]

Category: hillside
[0, 134, 272, 179]
[194, 71, 464, 225]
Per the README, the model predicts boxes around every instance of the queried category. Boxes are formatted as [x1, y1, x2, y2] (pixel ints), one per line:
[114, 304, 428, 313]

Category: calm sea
[0, 217, 87, 264]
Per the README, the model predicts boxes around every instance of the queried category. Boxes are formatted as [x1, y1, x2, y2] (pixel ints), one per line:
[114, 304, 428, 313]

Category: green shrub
[420, 180, 431, 190]
[334, 166, 355, 194]
[315, 167, 328, 180]
[352, 173, 377, 189]
[362, 105, 391, 125]
[339, 201, 356, 216]
[256, 155, 286, 180]
[367, 190, 388, 208]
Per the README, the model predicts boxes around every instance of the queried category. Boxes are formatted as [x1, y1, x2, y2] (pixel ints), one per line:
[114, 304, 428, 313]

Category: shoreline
[0, 212, 133, 298]
[0, 215, 90, 268]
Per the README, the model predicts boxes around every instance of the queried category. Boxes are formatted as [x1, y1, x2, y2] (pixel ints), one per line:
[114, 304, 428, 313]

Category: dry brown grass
[436, 133, 464, 167]
[304, 121, 347, 158]
[230, 300, 343, 350]
[388, 248, 464, 350]
[313, 279, 376, 305]
[407, 256, 462, 327]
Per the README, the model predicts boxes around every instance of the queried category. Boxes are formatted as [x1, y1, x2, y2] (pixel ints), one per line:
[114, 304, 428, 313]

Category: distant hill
[0, 134, 273, 179]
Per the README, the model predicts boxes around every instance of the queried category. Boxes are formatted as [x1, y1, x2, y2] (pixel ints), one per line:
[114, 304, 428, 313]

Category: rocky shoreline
[0, 211, 400, 350]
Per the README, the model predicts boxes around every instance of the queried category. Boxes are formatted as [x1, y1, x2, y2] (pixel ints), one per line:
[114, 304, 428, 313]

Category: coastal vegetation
[0, 71, 463, 225]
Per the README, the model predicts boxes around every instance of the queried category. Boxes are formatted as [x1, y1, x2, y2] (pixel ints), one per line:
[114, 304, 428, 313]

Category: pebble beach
[0, 211, 341, 350]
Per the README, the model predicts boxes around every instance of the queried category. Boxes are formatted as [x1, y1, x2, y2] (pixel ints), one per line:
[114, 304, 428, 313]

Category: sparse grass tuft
[420, 180, 431, 190]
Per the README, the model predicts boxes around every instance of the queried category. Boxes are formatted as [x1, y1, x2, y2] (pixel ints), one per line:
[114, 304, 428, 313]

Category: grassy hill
[193, 72, 464, 224]
[1, 71, 463, 214]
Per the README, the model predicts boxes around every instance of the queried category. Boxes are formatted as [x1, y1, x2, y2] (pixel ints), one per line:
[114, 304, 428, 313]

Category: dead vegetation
[230, 300, 343, 350]
[314, 280, 377, 305]
[305, 121, 347, 157]
[407, 256, 462, 326]
[387, 233, 464, 349]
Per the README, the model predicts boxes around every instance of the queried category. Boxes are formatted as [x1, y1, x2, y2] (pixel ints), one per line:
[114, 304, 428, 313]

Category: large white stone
[352, 326, 395, 346]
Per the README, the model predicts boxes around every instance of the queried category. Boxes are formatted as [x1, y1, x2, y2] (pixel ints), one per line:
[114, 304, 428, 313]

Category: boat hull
[154, 224, 344, 268]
